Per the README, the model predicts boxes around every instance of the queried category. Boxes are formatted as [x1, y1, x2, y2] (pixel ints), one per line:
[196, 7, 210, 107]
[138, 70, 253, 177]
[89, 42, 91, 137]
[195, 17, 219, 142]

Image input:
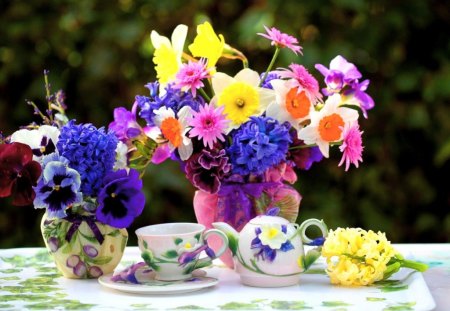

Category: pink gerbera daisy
[258, 26, 303, 55]
[339, 123, 364, 171]
[276, 64, 322, 104]
[189, 104, 229, 149]
[174, 59, 211, 97]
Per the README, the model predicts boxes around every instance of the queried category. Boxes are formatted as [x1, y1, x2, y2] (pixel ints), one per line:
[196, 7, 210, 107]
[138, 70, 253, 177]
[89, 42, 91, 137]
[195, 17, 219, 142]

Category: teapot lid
[249, 215, 290, 225]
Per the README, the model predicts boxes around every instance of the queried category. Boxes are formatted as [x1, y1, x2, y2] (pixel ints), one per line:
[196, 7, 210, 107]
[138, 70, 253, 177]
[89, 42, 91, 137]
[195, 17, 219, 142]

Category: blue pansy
[34, 161, 83, 218]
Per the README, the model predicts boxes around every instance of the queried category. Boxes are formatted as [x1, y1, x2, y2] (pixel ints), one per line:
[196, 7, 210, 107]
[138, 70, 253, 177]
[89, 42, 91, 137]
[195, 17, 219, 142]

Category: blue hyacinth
[56, 120, 118, 196]
[137, 82, 204, 126]
[227, 116, 292, 176]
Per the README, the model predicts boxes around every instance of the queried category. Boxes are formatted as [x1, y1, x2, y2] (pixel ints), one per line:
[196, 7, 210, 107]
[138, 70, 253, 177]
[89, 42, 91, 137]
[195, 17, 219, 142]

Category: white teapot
[213, 212, 327, 287]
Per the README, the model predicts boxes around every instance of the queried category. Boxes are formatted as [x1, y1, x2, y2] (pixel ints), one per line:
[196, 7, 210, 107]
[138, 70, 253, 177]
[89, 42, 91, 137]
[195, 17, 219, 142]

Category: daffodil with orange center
[212, 68, 275, 132]
[297, 94, 358, 158]
[152, 106, 193, 160]
[266, 79, 314, 130]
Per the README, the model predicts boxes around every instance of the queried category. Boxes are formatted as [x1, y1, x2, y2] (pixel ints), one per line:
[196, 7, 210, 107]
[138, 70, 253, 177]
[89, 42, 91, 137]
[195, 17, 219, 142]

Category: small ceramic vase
[41, 213, 128, 279]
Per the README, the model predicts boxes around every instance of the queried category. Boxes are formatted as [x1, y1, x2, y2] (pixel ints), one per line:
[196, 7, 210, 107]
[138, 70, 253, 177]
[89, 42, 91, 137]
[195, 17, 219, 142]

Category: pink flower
[276, 64, 322, 104]
[189, 104, 228, 149]
[174, 59, 211, 97]
[258, 26, 303, 55]
[339, 123, 364, 171]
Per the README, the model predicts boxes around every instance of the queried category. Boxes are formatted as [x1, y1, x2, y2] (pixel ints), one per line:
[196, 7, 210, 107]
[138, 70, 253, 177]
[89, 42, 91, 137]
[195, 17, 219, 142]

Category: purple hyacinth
[287, 131, 323, 170]
[227, 116, 292, 176]
[56, 120, 118, 196]
[137, 83, 204, 126]
[96, 169, 145, 228]
[109, 104, 142, 142]
[185, 148, 231, 194]
[315, 55, 362, 95]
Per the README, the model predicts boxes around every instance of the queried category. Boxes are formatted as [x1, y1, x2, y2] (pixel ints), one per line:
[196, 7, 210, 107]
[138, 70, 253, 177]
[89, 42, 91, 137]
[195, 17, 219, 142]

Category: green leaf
[303, 248, 321, 271]
[162, 250, 178, 259]
[321, 301, 352, 307]
[107, 229, 121, 237]
[227, 234, 238, 256]
[219, 302, 259, 310]
[366, 297, 386, 302]
[270, 300, 312, 310]
[89, 256, 113, 265]
[143, 240, 148, 249]
[194, 233, 201, 241]
[174, 238, 183, 245]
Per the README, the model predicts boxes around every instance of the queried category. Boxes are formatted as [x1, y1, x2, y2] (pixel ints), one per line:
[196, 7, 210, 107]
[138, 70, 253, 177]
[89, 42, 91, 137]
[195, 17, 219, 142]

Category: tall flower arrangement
[111, 22, 374, 231]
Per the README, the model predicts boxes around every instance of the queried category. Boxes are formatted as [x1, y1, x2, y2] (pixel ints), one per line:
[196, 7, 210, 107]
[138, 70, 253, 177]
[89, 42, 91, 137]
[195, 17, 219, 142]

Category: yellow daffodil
[188, 21, 225, 70]
[212, 68, 275, 132]
[151, 24, 188, 86]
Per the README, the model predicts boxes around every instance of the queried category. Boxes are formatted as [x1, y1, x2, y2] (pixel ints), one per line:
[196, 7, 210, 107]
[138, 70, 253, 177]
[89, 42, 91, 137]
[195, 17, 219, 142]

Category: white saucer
[98, 267, 218, 295]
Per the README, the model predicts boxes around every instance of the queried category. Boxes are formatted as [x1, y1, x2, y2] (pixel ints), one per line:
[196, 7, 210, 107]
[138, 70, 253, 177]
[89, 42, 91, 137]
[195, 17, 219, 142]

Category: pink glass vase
[193, 183, 302, 268]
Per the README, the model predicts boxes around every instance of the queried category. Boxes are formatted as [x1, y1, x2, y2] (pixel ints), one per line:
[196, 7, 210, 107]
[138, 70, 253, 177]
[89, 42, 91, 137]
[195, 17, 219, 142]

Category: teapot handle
[297, 219, 328, 244]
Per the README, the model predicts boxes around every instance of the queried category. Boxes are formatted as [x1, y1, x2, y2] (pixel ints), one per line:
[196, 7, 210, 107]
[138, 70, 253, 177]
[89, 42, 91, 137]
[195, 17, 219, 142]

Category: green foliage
[0, 0, 449, 247]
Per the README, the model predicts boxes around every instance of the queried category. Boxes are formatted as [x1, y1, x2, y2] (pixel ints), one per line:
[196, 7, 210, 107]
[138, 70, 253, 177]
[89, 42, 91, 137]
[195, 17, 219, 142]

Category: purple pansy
[33, 161, 83, 219]
[185, 148, 231, 194]
[96, 169, 145, 228]
[343, 79, 375, 118]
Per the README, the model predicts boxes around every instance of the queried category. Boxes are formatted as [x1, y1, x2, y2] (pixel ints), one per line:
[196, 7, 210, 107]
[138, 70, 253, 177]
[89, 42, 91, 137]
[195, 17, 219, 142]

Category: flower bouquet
[0, 72, 149, 278]
[111, 22, 374, 266]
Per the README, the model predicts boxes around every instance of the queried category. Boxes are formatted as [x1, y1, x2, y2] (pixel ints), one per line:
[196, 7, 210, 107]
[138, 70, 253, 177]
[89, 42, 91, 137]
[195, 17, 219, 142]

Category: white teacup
[136, 223, 228, 281]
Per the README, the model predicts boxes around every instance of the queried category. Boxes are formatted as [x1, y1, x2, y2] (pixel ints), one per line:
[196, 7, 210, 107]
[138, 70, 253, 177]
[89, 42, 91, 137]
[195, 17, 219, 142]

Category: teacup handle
[203, 229, 229, 258]
[298, 218, 328, 244]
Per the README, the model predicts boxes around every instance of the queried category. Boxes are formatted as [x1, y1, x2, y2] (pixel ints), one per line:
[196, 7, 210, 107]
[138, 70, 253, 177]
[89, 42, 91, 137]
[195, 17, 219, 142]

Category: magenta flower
[189, 104, 228, 149]
[276, 64, 322, 104]
[174, 59, 211, 98]
[339, 123, 364, 171]
[258, 26, 302, 55]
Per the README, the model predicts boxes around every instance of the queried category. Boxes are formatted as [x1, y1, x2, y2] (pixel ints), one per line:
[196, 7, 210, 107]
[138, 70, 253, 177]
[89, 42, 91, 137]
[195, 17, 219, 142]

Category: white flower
[258, 224, 289, 250]
[297, 94, 359, 158]
[153, 106, 193, 161]
[10, 125, 60, 161]
[113, 141, 128, 171]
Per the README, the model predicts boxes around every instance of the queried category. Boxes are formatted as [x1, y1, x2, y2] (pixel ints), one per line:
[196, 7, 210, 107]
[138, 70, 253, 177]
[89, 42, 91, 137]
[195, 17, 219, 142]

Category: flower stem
[288, 141, 343, 151]
[259, 47, 280, 87]
[400, 259, 428, 272]
[198, 88, 211, 102]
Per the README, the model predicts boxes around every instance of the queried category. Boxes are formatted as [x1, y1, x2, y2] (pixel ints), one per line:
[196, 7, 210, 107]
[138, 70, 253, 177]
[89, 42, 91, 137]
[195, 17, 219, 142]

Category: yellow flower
[151, 24, 188, 85]
[212, 68, 275, 131]
[188, 21, 225, 70]
[322, 227, 398, 286]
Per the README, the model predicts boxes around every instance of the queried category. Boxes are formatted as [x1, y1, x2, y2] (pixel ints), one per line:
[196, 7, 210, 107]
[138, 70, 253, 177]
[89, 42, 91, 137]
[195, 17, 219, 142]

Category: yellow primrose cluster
[321, 227, 398, 286]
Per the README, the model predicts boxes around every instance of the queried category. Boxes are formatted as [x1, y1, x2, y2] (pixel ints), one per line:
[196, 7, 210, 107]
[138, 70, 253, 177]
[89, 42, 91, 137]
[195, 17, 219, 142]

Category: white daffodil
[10, 125, 60, 161]
[151, 24, 188, 87]
[212, 68, 275, 132]
[153, 106, 193, 161]
[297, 94, 359, 158]
[266, 79, 314, 130]
[113, 141, 128, 171]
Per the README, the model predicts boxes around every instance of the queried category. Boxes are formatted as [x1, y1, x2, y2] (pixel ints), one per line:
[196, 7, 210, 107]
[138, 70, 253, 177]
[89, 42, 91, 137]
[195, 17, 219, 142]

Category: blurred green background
[1, 0, 449, 247]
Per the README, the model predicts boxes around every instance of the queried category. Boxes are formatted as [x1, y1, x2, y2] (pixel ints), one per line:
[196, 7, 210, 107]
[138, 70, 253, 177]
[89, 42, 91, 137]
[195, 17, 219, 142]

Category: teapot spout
[212, 222, 239, 256]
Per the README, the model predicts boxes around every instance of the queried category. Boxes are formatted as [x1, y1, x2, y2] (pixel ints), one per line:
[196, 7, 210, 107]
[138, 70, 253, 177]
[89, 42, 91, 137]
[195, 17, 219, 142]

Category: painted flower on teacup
[251, 224, 294, 262]
[177, 238, 202, 254]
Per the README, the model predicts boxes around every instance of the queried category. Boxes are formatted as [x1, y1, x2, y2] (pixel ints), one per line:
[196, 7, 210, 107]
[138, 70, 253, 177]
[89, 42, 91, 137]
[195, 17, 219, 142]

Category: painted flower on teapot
[213, 208, 328, 287]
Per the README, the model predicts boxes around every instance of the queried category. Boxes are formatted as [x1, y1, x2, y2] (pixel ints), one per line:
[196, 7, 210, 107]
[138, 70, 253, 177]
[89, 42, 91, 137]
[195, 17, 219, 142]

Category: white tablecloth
[0, 244, 448, 310]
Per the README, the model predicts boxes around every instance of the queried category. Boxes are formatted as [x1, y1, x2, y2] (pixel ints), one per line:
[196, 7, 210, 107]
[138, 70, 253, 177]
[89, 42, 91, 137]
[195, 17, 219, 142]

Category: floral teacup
[136, 223, 228, 281]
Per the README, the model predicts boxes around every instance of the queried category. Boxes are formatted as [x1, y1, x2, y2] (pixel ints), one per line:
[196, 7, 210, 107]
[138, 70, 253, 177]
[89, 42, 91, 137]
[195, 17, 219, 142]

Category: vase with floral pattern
[41, 212, 128, 279]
